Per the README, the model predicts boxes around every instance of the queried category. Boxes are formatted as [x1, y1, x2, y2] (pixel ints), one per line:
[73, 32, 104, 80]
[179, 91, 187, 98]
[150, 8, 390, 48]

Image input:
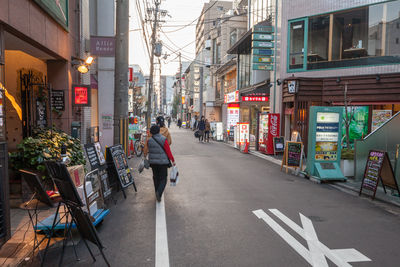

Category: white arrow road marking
[253, 209, 371, 267]
[156, 197, 170, 267]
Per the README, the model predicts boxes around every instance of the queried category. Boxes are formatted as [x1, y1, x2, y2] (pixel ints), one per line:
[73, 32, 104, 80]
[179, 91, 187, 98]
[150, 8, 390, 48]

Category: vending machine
[259, 113, 280, 155]
[258, 113, 269, 153]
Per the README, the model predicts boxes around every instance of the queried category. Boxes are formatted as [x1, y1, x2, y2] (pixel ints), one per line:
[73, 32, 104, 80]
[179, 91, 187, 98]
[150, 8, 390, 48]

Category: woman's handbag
[194, 130, 200, 138]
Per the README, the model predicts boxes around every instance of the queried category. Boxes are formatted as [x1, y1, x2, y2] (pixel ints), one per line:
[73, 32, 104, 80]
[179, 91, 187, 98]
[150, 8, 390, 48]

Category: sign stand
[281, 141, 303, 174]
[359, 150, 400, 199]
[273, 136, 285, 156]
[106, 145, 137, 199]
[305, 107, 346, 181]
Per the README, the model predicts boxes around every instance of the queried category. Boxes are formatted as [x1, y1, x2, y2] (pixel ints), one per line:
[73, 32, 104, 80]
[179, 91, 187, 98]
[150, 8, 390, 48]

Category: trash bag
[170, 165, 179, 186]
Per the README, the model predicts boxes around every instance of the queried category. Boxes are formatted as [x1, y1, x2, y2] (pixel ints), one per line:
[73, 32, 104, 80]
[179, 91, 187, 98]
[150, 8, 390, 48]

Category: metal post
[179, 53, 183, 120]
[114, 0, 129, 144]
[199, 66, 204, 117]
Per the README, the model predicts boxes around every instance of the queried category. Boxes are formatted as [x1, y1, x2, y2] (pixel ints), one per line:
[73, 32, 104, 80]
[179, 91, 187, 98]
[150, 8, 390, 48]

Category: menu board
[84, 143, 112, 199]
[51, 90, 65, 111]
[360, 150, 400, 199]
[273, 137, 285, 154]
[315, 112, 339, 161]
[286, 142, 302, 167]
[107, 145, 135, 189]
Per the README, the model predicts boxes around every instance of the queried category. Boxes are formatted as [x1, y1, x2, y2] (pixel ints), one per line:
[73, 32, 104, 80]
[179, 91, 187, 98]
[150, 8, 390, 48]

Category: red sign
[266, 113, 280, 154]
[129, 68, 133, 82]
[73, 85, 90, 106]
[242, 96, 269, 102]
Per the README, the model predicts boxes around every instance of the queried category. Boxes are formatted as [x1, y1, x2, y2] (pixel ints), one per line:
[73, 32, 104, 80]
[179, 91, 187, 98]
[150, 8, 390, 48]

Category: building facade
[0, 0, 91, 246]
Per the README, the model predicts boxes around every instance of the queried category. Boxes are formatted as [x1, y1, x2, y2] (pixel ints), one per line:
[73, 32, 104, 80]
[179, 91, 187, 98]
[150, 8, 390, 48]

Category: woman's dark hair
[150, 125, 160, 135]
[156, 116, 165, 127]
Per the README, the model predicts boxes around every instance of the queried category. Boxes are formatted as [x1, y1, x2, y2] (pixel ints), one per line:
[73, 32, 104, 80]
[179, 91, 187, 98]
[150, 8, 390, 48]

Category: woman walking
[205, 119, 211, 142]
[197, 116, 206, 142]
[144, 125, 175, 202]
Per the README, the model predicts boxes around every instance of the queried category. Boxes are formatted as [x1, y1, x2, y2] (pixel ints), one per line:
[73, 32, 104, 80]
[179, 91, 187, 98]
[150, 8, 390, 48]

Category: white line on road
[253, 209, 371, 267]
[156, 197, 170, 267]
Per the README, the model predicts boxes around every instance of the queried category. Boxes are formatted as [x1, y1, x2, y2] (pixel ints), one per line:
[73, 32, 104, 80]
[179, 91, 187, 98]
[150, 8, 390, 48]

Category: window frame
[287, 17, 309, 72]
[286, 0, 400, 73]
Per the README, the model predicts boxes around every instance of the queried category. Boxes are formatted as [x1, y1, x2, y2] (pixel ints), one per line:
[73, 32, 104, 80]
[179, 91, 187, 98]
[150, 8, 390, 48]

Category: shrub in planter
[9, 128, 86, 177]
[341, 148, 354, 160]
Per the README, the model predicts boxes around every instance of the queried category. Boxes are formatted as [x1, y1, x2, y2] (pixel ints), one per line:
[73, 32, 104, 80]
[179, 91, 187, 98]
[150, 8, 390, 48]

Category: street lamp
[71, 56, 95, 74]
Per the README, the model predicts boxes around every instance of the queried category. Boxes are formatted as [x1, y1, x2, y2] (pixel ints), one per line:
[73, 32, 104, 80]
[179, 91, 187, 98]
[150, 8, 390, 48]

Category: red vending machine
[262, 113, 280, 155]
[258, 113, 269, 153]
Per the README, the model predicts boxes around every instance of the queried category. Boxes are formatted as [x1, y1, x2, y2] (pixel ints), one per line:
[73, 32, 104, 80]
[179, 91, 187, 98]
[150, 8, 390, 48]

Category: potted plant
[9, 128, 86, 190]
[340, 148, 354, 177]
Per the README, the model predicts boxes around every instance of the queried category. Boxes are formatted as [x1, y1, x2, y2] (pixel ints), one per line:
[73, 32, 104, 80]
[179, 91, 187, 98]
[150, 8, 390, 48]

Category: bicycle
[133, 132, 146, 157]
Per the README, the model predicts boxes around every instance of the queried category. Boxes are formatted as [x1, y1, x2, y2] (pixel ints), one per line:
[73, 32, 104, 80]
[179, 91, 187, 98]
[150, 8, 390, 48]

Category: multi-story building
[0, 0, 91, 247]
[278, 0, 400, 152]
[195, 0, 234, 120]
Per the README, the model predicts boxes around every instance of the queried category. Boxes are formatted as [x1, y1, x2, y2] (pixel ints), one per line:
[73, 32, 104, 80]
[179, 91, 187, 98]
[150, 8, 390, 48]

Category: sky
[129, 0, 214, 76]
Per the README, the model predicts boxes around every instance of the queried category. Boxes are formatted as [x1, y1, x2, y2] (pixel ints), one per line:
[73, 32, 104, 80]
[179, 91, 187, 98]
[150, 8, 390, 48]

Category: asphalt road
[46, 125, 400, 267]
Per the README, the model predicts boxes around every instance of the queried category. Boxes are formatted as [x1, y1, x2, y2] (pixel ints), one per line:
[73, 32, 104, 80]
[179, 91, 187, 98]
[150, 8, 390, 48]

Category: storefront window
[288, 0, 400, 71]
[238, 45, 251, 89]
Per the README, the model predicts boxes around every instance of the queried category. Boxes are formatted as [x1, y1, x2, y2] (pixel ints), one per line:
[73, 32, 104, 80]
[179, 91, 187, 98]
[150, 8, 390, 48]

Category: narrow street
[51, 125, 400, 267]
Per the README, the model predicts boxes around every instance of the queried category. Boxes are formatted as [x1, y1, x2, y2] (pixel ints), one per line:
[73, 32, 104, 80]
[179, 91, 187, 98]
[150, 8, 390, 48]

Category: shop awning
[240, 80, 271, 97]
[227, 28, 252, 55]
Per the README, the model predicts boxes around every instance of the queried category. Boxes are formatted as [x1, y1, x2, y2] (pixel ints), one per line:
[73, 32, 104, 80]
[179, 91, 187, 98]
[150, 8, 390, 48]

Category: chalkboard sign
[273, 137, 285, 154]
[281, 141, 303, 173]
[51, 90, 65, 111]
[85, 143, 112, 199]
[106, 145, 137, 198]
[85, 143, 101, 170]
[360, 150, 400, 199]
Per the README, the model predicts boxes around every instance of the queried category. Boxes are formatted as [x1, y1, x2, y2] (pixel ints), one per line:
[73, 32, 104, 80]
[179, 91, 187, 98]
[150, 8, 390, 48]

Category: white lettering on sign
[253, 209, 371, 267]
[270, 115, 279, 136]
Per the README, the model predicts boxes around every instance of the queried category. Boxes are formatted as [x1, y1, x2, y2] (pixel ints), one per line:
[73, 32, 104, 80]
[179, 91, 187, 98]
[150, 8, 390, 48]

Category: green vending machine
[306, 106, 346, 181]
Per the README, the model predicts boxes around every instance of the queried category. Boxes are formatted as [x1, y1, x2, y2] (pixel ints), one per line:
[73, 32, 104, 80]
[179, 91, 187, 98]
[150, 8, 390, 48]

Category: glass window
[216, 43, 221, 64]
[308, 15, 330, 63]
[288, 0, 400, 71]
[289, 20, 305, 70]
[230, 29, 237, 47]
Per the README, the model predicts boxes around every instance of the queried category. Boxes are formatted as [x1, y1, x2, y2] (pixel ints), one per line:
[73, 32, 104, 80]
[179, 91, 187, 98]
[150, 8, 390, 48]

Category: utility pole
[114, 0, 129, 144]
[199, 66, 204, 117]
[146, 0, 162, 129]
[179, 52, 183, 121]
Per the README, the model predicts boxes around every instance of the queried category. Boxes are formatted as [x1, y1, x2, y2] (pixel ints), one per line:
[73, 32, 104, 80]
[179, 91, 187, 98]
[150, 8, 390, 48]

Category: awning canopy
[227, 28, 252, 55]
[240, 80, 271, 97]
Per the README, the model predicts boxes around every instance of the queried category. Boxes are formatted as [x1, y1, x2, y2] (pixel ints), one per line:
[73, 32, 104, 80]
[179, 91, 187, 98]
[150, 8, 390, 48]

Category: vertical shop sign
[227, 103, 240, 129]
[239, 123, 249, 145]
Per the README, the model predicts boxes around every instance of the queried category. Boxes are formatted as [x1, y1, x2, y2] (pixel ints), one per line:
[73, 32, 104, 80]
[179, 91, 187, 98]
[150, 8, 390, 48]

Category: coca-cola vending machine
[265, 113, 280, 155]
[258, 113, 269, 153]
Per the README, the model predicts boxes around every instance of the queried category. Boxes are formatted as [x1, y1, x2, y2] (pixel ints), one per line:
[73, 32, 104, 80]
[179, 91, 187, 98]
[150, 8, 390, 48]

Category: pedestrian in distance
[143, 125, 175, 202]
[193, 115, 198, 130]
[153, 116, 172, 145]
[177, 118, 182, 128]
[205, 119, 211, 142]
[168, 117, 171, 128]
[197, 116, 206, 142]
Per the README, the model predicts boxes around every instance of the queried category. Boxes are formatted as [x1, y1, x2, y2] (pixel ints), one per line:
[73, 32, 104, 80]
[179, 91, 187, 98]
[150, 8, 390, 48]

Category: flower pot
[340, 159, 354, 177]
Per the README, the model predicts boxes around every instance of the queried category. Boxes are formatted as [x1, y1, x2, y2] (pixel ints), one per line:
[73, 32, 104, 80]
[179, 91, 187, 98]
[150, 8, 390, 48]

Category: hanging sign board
[252, 33, 274, 41]
[359, 150, 400, 199]
[72, 85, 91, 106]
[253, 26, 274, 33]
[253, 64, 273, 71]
[252, 48, 274, 55]
[253, 42, 274, 49]
[288, 81, 298, 94]
[281, 141, 303, 173]
[253, 56, 274, 63]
